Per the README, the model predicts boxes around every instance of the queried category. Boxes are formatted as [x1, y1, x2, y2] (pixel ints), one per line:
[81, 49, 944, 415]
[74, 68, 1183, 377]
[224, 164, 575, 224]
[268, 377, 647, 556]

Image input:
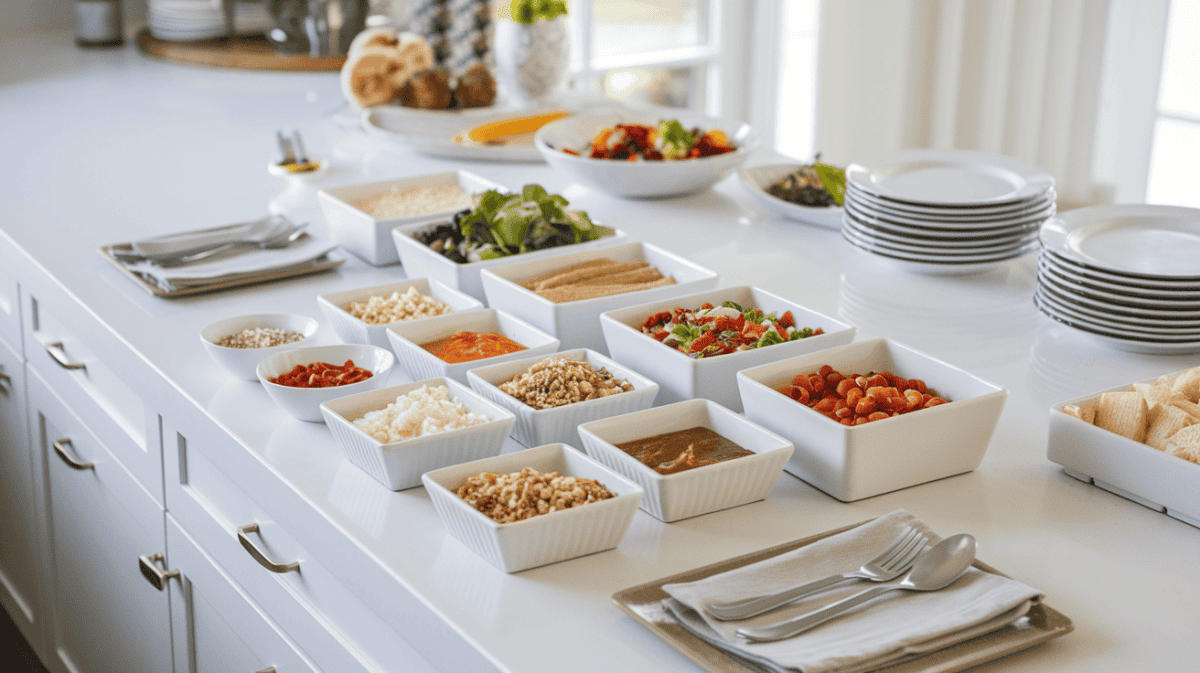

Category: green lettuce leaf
[814, 163, 846, 206]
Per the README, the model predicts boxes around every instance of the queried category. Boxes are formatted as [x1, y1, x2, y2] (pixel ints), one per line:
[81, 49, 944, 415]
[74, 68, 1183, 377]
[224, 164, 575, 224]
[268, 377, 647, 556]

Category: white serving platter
[736, 163, 843, 230]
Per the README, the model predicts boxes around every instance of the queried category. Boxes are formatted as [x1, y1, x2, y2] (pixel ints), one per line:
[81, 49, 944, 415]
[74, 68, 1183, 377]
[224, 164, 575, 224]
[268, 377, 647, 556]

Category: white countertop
[3, 30, 1198, 673]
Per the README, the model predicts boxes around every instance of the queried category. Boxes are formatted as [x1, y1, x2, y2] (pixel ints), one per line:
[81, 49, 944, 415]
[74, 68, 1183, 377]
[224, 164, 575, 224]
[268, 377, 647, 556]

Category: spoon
[736, 533, 977, 642]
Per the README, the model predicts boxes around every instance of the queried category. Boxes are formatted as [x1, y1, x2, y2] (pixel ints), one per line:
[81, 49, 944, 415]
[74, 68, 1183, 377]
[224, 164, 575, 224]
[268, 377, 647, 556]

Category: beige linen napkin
[661, 510, 1043, 673]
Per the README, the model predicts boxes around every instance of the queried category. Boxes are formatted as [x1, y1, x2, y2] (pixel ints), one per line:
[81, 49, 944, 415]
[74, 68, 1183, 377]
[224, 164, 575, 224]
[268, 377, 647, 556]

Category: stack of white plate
[841, 149, 1056, 275]
[148, 0, 271, 42]
[1036, 204, 1200, 354]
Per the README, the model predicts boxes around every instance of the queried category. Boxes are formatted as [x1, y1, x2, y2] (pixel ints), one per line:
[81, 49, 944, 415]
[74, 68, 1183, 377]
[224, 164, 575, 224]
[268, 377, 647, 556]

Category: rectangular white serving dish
[465, 348, 659, 448]
[385, 308, 560, 384]
[737, 338, 1007, 502]
[1048, 368, 1200, 528]
[317, 278, 483, 349]
[598, 286, 856, 412]
[320, 377, 515, 490]
[391, 219, 627, 301]
[421, 443, 644, 573]
[577, 399, 793, 523]
[317, 170, 505, 266]
[478, 241, 719, 354]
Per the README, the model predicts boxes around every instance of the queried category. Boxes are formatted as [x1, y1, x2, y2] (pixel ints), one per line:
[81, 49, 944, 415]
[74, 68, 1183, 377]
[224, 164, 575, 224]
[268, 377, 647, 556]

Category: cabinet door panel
[0, 341, 42, 652]
[28, 368, 171, 673]
[0, 262, 19, 354]
[167, 514, 321, 673]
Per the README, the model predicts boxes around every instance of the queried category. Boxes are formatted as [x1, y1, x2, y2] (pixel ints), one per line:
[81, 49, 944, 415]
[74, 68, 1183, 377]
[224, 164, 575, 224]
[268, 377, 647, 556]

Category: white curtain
[814, 0, 1114, 209]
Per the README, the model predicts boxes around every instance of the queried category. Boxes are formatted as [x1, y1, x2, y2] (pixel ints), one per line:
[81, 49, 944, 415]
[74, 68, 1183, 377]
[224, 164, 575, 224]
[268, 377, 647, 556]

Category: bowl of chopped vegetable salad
[534, 110, 759, 198]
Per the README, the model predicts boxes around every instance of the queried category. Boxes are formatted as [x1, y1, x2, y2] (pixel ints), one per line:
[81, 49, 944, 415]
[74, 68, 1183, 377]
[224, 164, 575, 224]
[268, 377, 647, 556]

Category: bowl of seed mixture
[200, 313, 320, 380]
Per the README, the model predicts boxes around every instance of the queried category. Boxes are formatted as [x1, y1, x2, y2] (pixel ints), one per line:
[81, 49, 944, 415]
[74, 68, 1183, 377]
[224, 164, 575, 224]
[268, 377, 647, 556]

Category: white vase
[493, 16, 568, 103]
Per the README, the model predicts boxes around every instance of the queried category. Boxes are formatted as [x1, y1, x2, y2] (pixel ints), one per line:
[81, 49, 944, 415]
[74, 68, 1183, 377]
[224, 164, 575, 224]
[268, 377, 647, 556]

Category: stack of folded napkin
[111, 215, 339, 293]
[661, 510, 1043, 673]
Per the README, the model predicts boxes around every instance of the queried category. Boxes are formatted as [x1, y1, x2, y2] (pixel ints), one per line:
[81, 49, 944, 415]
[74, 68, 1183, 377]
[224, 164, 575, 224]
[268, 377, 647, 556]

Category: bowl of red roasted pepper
[534, 110, 759, 198]
[256, 344, 395, 422]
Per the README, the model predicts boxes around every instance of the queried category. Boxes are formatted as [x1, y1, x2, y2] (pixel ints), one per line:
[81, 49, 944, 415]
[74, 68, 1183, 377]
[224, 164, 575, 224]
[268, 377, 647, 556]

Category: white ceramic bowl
[1048, 368, 1200, 528]
[599, 286, 857, 411]
[479, 241, 720, 353]
[577, 399, 793, 522]
[256, 344, 395, 422]
[317, 170, 504, 266]
[534, 109, 759, 198]
[737, 163, 844, 230]
[385, 308, 560, 384]
[392, 220, 627, 301]
[736, 338, 1007, 502]
[319, 377, 516, 491]
[200, 313, 320, 380]
[466, 348, 659, 448]
[317, 278, 484, 349]
[421, 443, 644, 573]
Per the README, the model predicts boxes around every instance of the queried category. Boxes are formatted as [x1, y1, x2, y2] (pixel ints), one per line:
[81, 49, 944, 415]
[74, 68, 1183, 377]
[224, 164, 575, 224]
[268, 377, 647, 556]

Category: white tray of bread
[1048, 366, 1200, 528]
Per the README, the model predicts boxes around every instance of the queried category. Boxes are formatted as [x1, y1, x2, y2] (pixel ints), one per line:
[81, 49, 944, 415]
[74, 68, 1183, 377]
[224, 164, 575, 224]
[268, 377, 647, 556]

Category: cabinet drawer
[0, 262, 19, 354]
[28, 367, 172, 673]
[163, 421, 439, 673]
[24, 293, 161, 504]
[168, 513, 321, 673]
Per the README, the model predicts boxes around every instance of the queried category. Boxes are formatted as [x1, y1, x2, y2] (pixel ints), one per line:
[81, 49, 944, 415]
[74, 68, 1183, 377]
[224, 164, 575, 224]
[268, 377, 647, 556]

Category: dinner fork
[156, 225, 308, 267]
[705, 528, 929, 621]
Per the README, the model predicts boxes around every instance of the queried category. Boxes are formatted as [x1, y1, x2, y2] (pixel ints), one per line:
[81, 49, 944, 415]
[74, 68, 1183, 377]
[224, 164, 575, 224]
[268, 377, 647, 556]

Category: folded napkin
[128, 215, 293, 260]
[122, 235, 339, 292]
[661, 510, 1043, 673]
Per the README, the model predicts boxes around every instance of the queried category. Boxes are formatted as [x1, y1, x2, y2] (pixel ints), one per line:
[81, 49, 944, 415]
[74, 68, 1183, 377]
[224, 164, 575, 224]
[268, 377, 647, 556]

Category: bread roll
[340, 46, 406, 109]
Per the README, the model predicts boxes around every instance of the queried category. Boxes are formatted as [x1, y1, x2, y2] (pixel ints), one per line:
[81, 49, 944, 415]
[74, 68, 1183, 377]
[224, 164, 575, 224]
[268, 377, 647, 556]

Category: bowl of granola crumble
[200, 313, 320, 380]
[421, 443, 643, 572]
[317, 278, 483, 349]
[466, 348, 659, 448]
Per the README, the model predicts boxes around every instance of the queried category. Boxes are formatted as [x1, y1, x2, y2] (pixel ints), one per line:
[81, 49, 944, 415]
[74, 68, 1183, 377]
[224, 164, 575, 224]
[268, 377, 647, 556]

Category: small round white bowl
[534, 110, 759, 198]
[256, 344, 395, 422]
[200, 313, 320, 380]
[267, 159, 330, 181]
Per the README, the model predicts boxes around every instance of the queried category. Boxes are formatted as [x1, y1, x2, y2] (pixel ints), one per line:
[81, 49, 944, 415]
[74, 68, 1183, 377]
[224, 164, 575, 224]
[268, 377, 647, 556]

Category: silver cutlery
[706, 527, 929, 621]
[277, 130, 297, 165]
[156, 225, 308, 267]
[291, 130, 309, 165]
[736, 534, 977, 643]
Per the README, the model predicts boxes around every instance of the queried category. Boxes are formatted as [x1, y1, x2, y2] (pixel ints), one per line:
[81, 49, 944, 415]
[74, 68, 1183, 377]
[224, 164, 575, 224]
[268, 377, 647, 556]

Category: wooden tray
[612, 520, 1073, 673]
[136, 28, 346, 71]
[98, 243, 346, 298]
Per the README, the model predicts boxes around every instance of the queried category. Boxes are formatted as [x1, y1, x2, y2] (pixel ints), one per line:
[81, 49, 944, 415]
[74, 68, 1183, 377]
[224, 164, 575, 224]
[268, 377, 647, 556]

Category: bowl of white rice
[200, 313, 320, 380]
[320, 376, 516, 490]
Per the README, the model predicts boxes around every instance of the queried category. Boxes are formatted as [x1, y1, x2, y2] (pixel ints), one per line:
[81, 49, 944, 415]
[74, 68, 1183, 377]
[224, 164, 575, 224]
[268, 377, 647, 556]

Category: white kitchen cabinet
[0, 260, 21, 355]
[28, 368, 172, 673]
[0, 337, 45, 656]
[167, 513, 322, 673]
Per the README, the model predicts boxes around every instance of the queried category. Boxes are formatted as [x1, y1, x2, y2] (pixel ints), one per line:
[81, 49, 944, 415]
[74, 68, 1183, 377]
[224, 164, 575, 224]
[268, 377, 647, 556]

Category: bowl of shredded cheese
[200, 313, 320, 380]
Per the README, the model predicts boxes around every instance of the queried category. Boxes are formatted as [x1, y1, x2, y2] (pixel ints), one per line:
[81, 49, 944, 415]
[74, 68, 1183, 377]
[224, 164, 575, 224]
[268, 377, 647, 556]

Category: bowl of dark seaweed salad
[737, 162, 846, 230]
[392, 183, 625, 300]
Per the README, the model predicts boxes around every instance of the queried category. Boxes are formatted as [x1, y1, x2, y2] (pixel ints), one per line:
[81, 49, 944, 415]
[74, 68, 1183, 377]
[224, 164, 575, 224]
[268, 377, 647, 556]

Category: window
[1144, 0, 1200, 207]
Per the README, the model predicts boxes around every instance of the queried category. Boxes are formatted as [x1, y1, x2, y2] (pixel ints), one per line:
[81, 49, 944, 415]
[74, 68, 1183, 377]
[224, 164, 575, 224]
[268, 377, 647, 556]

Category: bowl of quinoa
[200, 313, 320, 380]
[320, 377, 515, 490]
[317, 278, 484, 349]
[466, 348, 659, 448]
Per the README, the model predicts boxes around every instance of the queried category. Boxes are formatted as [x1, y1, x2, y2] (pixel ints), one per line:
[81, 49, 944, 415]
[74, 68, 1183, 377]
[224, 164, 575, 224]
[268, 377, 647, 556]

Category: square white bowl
[256, 344, 396, 422]
[317, 170, 505, 266]
[391, 219, 627, 301]
[1048, 368, 1200, 528]
[317, 278, 484, 349]
[421, 443, 644, 573]
[465, 348, 660, 448]
[385, 308, 560, 384]
[737, 338, 1007, 502]
[577, 399, 793, 522]
[200, 313, 320, 380]
[478, 241, 720, 353]
[319, 377, 516, 491]
[599, 286, 857, 411]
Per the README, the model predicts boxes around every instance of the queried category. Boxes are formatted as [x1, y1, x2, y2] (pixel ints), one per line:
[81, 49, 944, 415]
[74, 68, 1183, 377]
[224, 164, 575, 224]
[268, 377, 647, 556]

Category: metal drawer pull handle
[138, 552, 180, 591]
[255, 668, 277, 673]
[52, 438, 94, 471]
[45, 342, 87, 371]
[237, 523, 300, 574]
[0, 370, 10, 385]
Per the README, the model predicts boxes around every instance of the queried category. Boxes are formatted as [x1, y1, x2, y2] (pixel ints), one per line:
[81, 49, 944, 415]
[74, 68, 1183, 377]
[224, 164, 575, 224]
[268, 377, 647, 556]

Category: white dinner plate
[844, 199, 1050, 237]
[846, 184, 1055, 220]
[842, 220, 1040, 262]
[841, 238, 1033, 276]
[1036, 278, 1200, 327]
[846, 149, 1055, 207]
[1038, 254, 1200, 304]
[1040, 204, 1200, 280]
[1033, 294, 1200, 354]
[1034, 287, 1200, 337]
[737, 163, 843, 230]
[1039, 248, 1200, 291]
[846, 191, 1056, 228]
[843, 212, 1038, 254]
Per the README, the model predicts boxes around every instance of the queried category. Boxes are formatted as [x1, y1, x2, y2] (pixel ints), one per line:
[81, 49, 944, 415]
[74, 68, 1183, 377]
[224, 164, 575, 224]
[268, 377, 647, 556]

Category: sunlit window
[1145, 0, 1200, 207]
